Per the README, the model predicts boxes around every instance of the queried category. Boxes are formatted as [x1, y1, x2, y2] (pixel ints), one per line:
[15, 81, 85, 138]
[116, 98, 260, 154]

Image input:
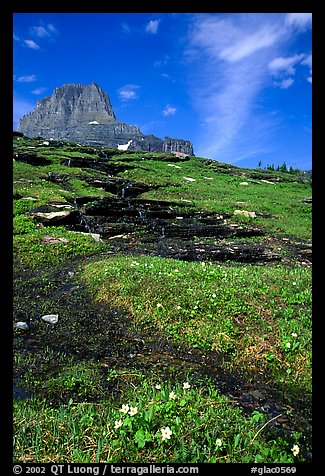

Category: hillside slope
[13, 134, 312, 463]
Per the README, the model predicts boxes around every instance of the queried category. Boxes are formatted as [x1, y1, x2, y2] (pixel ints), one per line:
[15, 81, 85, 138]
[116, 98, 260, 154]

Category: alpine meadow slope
[13, 133, 312, 463]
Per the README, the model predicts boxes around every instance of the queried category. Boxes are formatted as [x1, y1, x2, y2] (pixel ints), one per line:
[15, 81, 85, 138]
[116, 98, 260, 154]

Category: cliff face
[18, 83, 194, 155]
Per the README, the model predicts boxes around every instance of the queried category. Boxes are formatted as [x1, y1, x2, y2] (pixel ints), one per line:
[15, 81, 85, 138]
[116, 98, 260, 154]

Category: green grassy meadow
[13, 136, 312, 463]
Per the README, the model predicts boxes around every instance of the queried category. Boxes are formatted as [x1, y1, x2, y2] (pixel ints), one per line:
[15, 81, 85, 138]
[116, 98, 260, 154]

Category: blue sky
[13, 12, 312, 170]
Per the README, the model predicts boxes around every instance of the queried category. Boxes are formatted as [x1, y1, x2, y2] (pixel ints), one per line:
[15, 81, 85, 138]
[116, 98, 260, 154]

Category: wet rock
[156, 239, 280, 263]
[247, 389, 266, 401]
[13, 383, 31, 400]
[30, 210, 72, 221]
[27, 205, 79, 226]
[13, 152, 52, 166]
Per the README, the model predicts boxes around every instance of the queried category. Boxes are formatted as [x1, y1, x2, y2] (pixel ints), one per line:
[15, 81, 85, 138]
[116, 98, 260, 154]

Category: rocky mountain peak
[18, 83, 194, 155]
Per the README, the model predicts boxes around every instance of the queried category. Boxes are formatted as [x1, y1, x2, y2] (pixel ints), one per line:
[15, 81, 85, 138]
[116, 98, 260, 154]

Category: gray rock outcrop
[18, 82, 194, 155]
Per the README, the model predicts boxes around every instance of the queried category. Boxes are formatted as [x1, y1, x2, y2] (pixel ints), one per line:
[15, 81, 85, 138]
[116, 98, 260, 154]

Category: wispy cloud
[31, 87, 47, 95]
[23, 39, 40, 50]
[268, 53, 312, 88]
[145, 19, 161, 34]
[162, 104, 177, 116]
[219, 25, 279, 63]
[185, 13, 311, 163]
[121, 22, 131, 34]
[14, 74, 37, 83]
[301, 53, 312, 83]
[30, 23, 59, 39]
[268, 54, 305, 73]
[277, 78, 295, 89]
[118, 84, 140, 100]
[14, 22, 58, 51]
[30, 26, 50, 37]
[285, 13, 312, 30]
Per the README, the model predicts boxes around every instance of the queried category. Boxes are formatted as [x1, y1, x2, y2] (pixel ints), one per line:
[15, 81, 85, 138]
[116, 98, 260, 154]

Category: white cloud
[278, 78, 295, 89]
[185, 13, 311, 163]
[118, 84, 140, 100]
[121, 22, 130, 34]
[301, 54, 312, 83]
[47, 24, 57, 34]
[23, 39, 40, 50]
[301, 53, 312, 69]
[145, 19, 161, 34]
[31, 87, 47, 95]
[30, 23, 58, 38]
[285, 13, 312, 30]
[268, 53, 312, 86]
[189, 15, 282, 64]
[186, 14, 283, 160]
[219, 26, 279, 63]
[268, 54, 304, 73]
[15, 74, 37, 83]
[162, 105, 177, 116]
[15, 23, 58, 52]
[31, 26, 50, 38]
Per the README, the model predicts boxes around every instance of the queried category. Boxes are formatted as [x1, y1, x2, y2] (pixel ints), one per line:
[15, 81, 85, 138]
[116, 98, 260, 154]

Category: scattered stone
[41, 314, 59, 324]
[14, 322, 29, 331]
[51, 203, 74, 209]
[171, 151, 189, 159]
[90, 233, 102, 242]
[183, 177, 196, 182]
[247, 389, 266, 401]
[28, 210, 72, 221]
[234, 209, 256, 218]
[261, 179, 276, 185]
[43, 236, 69, 244]
[239, 182, 249, 186]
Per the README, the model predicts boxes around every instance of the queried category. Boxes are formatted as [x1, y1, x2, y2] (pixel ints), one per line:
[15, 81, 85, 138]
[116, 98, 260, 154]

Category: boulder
[14, 322, 29, 331]
[233, 210, 257, 218]
[41, 314, 59, 324]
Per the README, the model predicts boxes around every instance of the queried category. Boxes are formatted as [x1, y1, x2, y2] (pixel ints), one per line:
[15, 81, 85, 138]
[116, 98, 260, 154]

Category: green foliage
[13, 226, 106, 267]
[82, 255, 312, 392]
[13, 378, 303, 463]
[43, 362, 104, 399]
[13, 136, 312, 464]
[13, 215, 38, 235]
